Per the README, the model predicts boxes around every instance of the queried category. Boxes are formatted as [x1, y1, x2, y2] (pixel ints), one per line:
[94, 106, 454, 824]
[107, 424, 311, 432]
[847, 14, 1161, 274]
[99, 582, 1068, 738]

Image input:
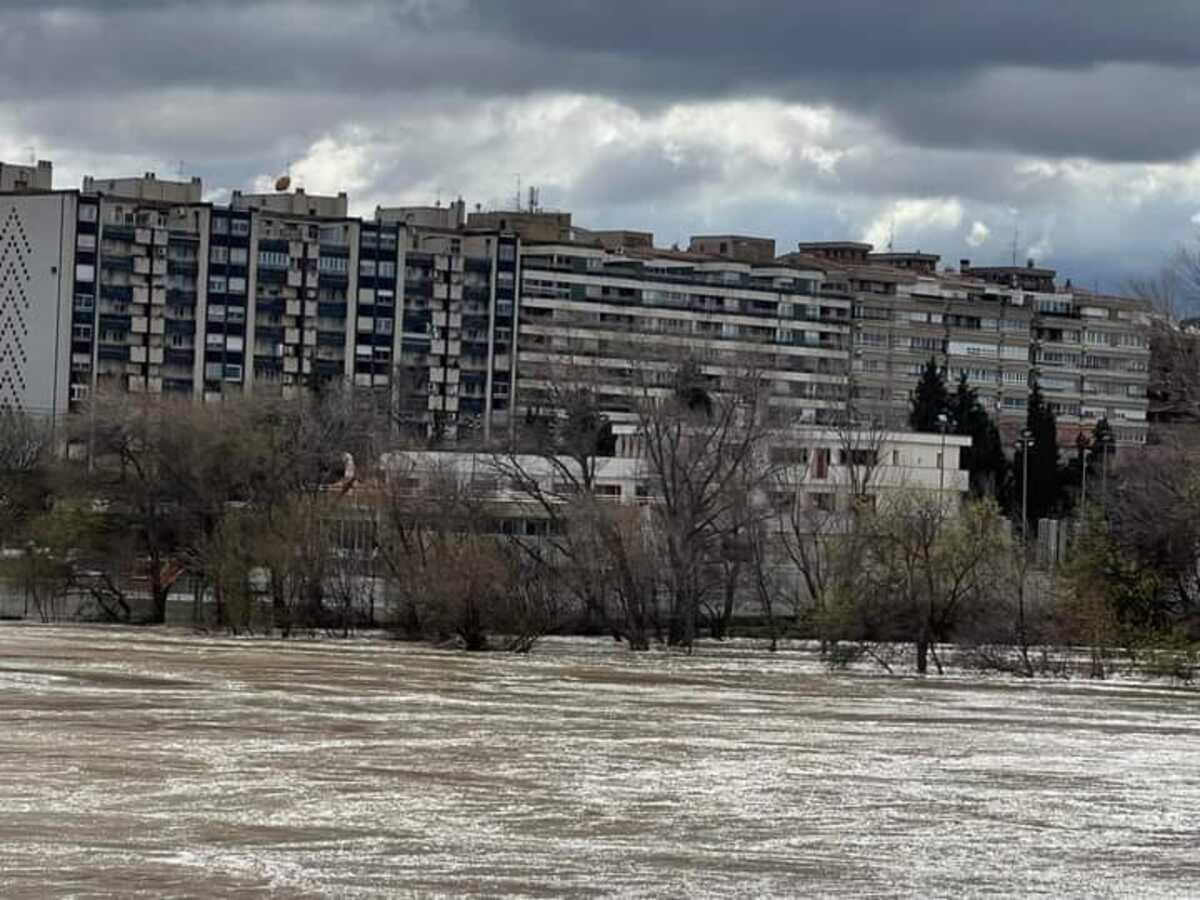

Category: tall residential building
[784, 245, 1034, 436]
[0, 171, 512, 443]
[965, 264, 1150, 444]
[0, 161, 1153, 446]
[515, 236, 850, 426]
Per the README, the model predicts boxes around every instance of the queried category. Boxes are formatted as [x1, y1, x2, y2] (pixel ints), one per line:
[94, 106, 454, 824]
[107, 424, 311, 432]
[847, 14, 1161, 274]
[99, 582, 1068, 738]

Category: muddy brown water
[1, 625, 1198, 898]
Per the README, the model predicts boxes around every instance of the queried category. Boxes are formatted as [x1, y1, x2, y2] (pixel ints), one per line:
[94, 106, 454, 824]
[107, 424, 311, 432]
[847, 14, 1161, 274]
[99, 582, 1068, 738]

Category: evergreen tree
[1014, 379, 1063, 524]
[948, 372, 1008, 499]
[909, 357, 949, 432]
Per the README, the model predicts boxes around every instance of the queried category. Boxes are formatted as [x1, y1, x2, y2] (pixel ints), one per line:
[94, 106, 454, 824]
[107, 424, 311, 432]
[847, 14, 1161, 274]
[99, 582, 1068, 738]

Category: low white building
[380, 425, 972, 520]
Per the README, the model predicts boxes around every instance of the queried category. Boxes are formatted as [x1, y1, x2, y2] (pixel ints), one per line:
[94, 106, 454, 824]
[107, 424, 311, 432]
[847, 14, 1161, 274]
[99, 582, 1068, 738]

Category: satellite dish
[275, 175, 291, 192]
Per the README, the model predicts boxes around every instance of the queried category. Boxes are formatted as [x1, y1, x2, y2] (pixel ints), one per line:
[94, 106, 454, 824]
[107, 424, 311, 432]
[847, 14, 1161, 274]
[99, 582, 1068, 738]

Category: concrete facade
[0, 191, 76, 415]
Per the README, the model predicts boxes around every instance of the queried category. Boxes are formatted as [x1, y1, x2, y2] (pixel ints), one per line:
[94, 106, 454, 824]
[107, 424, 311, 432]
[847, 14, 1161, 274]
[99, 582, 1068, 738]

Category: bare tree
[0, 411, 53, 549]
[634, 359, 778, 648]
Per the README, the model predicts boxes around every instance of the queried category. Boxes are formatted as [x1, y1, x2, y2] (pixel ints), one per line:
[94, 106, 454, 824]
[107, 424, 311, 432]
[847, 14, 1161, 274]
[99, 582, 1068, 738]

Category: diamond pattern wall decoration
[0, 204, 34, 412]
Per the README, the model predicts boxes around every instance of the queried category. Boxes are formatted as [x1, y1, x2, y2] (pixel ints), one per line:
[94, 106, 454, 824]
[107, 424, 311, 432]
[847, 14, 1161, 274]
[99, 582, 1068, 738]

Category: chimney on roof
[1026, 258, 1035, 269]
[960, 258, 970, 270]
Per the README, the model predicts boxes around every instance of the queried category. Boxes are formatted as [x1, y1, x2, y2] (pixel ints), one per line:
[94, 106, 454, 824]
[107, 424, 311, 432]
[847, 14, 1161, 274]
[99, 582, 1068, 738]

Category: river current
[1, 625, 1197, 897]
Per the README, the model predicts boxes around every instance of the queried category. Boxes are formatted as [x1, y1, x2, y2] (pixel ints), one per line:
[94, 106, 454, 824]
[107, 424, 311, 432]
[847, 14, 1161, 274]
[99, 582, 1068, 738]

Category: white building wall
[0, 192, 76, 415]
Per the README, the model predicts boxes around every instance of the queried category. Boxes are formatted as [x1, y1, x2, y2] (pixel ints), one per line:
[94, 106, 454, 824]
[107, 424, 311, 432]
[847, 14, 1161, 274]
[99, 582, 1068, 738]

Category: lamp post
[1097, 430, 1114, 499]
[1075, 431, 1092, 511]
[937, 412, 949, 496]
[1015, 428, 1035, 541]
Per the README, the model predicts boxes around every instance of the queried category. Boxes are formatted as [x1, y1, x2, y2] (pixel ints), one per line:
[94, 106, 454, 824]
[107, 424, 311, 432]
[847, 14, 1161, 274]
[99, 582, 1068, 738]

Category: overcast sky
[4, 0, 1200, 288]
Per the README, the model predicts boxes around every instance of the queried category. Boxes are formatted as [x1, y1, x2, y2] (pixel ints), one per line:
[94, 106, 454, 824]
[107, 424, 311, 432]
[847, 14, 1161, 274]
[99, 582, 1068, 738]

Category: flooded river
[1, 625, 1198, 898]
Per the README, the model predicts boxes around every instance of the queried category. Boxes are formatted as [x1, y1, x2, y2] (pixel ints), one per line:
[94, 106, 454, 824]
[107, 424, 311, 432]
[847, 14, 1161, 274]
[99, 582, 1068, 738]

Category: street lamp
[1015, 428, 1035, 541]
[1097, 430, 1115, 498]
[1075, 431, 1092, 511]
[937, 412, 949, 496]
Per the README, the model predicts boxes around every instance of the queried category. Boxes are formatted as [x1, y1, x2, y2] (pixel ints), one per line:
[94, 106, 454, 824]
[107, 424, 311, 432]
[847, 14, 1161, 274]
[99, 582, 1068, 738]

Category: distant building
[0, 159, 1153, 447]
[0, 160, 53, 193]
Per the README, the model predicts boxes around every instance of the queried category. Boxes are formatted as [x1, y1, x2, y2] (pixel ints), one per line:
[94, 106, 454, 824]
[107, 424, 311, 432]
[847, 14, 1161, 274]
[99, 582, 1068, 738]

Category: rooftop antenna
[176, 160, 185, 179]
[26, 146, 36, 165]
[528, 185, 540, 213]
[887, 217, 895, 252]
[513, 173, 522, 211]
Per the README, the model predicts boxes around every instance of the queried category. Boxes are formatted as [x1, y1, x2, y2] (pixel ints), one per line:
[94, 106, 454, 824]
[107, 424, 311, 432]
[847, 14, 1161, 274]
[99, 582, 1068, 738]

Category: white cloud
[965, 220, 991, 247]
[861, 198, 964, 249]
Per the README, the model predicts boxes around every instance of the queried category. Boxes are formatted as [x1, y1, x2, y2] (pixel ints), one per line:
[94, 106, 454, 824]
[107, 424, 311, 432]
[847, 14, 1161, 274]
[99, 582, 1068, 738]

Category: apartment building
[515, 233, 851, 427]
[0, 160, 1152, 447]
[781, 245, 1035, 436]
[965, 265, 1150, 444]
[0, 171, 512, 442]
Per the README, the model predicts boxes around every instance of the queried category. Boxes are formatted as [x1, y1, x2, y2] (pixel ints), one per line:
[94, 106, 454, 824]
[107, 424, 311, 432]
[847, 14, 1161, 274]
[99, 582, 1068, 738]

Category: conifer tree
[909, 357, 948, 432]
[1014, 379, 1063, 522]
[948, 372, 1007, 498]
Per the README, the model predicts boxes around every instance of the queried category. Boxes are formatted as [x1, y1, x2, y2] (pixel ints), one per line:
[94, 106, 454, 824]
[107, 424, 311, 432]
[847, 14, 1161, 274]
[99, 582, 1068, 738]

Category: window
[375, 318, 393, 335]
[73, 323, 93, 341]
[498, 244, 515, 262]
[258, 251, 288, 270]
[77, 234, 96, 251]
[75, 264, 95, 283]
[224, 363, 242, 382]
[229, 247, 248, 265]
[378, 261, 396, 278]
[230, 219, 250, 237]
[318, 255, 348, 273]
[813, 447, 830, 479]
[208, 276, 227, 293]
[228, 277, 246, 294]
[911, 336, 942, 352]
[769, 447, 809, 466]
[210, 246, 229, 264]
[838, 449, 878, 466]
[78, 204, 98, 223]
[207, 305, 225, 322]
[211, 217, 229, 235]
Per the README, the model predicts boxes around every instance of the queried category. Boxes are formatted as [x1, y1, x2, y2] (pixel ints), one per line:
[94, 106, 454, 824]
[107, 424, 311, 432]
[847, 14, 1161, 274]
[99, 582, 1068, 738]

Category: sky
[4, 0, 1200, 289]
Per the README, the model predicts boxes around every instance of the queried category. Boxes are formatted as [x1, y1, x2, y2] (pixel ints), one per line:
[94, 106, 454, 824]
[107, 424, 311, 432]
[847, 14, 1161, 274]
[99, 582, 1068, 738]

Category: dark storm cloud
[6, 0, 1200, 162]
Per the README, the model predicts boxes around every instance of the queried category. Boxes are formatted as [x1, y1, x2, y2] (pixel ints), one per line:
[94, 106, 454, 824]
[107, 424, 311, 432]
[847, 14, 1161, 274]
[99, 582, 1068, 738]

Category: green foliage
[1013, 379, 1064, 523]
[948, 372, 1008, 499]
[909, 357, 949, 433]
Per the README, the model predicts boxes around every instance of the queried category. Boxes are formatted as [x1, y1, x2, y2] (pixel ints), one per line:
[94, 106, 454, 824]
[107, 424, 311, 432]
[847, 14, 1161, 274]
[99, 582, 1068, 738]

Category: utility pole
[1098, 431, 1113, 498]
[937, 412, 949, 497]
[1015, 428, 1035, 541]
